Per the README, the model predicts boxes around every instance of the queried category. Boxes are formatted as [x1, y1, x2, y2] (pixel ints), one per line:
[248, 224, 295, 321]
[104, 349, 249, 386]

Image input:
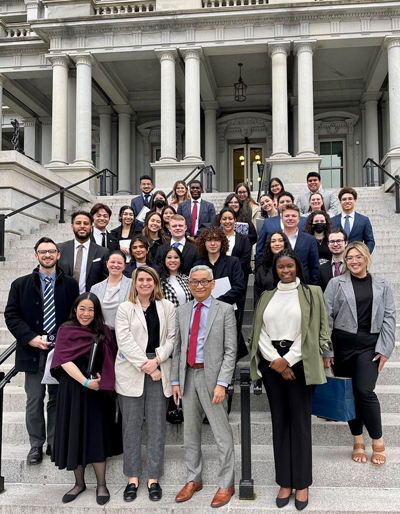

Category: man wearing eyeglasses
[171, 265, 237, 508]
[4, 237, 79, 466]
[319, 228, 348, 291]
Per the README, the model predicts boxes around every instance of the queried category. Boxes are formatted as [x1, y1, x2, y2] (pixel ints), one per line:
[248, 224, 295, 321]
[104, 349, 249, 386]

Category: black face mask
[155, 200, 166, 208]
[313, 223, 327, 234]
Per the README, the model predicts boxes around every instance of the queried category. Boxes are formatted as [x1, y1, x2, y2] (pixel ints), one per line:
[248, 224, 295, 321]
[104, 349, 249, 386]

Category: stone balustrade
[94, 0, 156, 15]
[1, 23, 38, 39]
[202, 0, 268, 7]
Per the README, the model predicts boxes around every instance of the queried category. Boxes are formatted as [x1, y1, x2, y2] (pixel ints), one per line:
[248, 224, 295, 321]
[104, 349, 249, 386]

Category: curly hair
[304, 210, 332, 238]
[195, 227, 229, 259]
[158, 246, 185, 281]
[259, 231, 290, 274]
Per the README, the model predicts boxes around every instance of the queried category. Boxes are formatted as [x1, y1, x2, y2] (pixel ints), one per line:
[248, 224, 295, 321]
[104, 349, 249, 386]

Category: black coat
[110, 224, 142, 241]
[155, 241, 200, 276]
[4, 267, 79, 372]
[319, 261, 334, 292]
[254, 266, 274, 305]
[58, 239, 109, 292]
[90, 231, 119, 252]
[230, 233, 252, 278]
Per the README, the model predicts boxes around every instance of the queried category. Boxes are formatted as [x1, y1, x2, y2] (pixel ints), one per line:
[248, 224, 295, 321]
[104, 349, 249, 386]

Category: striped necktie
[43, 277, 56, 335]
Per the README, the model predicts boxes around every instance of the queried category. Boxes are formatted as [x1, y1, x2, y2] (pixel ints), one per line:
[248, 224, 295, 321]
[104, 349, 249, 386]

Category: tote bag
[312, 376, 356, 422]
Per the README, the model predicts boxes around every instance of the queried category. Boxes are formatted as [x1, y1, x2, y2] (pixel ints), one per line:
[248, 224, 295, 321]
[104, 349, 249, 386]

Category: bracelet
[83, 378, 90, 387]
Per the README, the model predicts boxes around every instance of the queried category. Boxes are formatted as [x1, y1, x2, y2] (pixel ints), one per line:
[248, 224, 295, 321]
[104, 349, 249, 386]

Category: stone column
[202, 101, 219, 170]
[294, 40, 316, 156]
[115, 105, 132, 194]
[130, 115, 137, 194]
[155, 49, 178, 162]
[362, 92, 381, 163]
[23, 117, 40, 160]
[40, 116, 52, 165]
[381, 91, 389, 156]
[291, 98, 298, 156]
[71, 54, 93, 166]
[48, 55, 69, 165]
[67, 71, 76, 164]
[0, 74, 5, 151]
[386, 38, 400, 153]
[181, 47, 203, 161]
[98, 106, 113, 171]
[268, 42, 290, 157]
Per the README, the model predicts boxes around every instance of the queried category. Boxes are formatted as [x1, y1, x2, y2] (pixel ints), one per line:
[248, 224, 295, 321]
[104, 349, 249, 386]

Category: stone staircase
[0, 187, 399, 512]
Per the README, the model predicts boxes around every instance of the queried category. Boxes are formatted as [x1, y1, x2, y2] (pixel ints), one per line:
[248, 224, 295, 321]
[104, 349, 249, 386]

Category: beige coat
[115, 299, 176, 397]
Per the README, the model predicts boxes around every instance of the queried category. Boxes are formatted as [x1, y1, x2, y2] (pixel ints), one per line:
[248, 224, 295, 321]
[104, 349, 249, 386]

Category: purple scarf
[51, 323, 117, 392]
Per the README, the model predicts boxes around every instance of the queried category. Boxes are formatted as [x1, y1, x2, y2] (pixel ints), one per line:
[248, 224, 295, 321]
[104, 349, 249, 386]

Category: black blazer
[319, 261, 334, 292]
[58, 239, 109, 292]
[231, 233, 252, 277]
[254, 266, 274, 305]
[110, 224, 143, 242]
[4, 267, 79, 372]
[155, 241, 200, 276]
[90, 231, 119, 252]
[177, 199, 216, 237]
[194, 255, 245, 306]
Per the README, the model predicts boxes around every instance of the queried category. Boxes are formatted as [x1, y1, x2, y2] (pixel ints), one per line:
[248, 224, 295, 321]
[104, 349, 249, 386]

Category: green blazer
[248, 284, 332, 386]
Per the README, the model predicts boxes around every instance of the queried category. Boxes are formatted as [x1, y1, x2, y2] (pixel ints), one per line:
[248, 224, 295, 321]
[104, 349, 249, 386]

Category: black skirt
[52, 357, 122, 470]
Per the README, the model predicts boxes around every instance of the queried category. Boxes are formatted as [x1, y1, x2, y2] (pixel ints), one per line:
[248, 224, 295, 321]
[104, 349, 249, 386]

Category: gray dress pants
[24, 350, 58, 447]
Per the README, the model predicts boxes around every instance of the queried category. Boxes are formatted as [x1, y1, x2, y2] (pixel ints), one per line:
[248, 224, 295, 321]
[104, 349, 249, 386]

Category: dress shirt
[340, 211, 355, 233]
[93, 226, 107, 246]
[171, 237, 186, 252]
[226, 233, 236, 256]
[38, 270, 56, 295]
[331, 258, 344, 277]
[287, 230, 299, 250]
[74, 239, 90, 294]
[191, 198, 202, 236]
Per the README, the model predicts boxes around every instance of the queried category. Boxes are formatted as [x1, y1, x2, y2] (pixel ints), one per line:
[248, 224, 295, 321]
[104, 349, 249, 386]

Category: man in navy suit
[177, 180, 216, 243]
[331, 187, 375, 253]
[256, 191, 306, 261]
[130, 174, 154, 216]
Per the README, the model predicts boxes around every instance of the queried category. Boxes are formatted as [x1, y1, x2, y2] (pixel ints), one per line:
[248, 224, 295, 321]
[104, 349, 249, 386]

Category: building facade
[1, 0, 400, 193]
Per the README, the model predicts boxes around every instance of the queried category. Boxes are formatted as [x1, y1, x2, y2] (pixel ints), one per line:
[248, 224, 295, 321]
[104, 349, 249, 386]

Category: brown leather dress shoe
[211, 485, 235, 508]
[175, 480, 203, 503]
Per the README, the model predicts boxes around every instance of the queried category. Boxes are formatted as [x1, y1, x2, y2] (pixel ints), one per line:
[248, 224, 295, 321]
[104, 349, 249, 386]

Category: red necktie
[191, 201, 198, 238]
[187, 303, 203, 366]
[334, 262, 341, 277]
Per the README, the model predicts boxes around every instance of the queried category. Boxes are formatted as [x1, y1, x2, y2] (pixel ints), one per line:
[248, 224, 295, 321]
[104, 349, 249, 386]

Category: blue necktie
[173, 242, 180, 248]
[43, 277, 56, 335]
[344, 215, 351, 237]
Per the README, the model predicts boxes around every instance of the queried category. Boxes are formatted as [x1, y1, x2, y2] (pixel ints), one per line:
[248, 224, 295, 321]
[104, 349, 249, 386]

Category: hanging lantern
[234, 63, 247, 102]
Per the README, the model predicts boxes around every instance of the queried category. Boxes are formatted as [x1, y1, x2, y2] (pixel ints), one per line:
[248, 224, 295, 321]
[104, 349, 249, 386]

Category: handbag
[41, 349, 59, 385]
[312, 376, 356, 422]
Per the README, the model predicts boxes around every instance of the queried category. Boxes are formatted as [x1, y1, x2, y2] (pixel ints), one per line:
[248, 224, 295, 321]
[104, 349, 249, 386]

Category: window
[319, 140, 344, 188]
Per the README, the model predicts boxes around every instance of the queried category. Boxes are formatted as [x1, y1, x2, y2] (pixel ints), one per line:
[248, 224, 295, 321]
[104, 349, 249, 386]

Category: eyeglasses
[37, 249, 58, 255]
[189, 279, 213, 287]
[328, 240, 345, 245]
[345, 255, 364, 262]
[237, 190, 247, 196]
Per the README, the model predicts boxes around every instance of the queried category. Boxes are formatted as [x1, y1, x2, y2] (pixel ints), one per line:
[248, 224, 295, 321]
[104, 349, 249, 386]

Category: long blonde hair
[128, 266, 164, 303]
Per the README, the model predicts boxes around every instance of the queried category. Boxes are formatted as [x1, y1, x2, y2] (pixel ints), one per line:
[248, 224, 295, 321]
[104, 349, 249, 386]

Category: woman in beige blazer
[115, 266, 175, 503]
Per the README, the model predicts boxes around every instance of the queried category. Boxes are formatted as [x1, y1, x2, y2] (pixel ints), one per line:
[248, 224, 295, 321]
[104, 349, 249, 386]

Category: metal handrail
[0, 168, 116, 261]
[165, 164, 216, 199]
[363, 158, 400, 214]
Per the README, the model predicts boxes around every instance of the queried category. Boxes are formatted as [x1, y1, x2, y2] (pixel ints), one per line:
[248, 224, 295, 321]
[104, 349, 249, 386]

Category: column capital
[294, 40, 317, 55]
[114, 104, 133, 116]
[268, 41, 290, 58]
[180, 46, 203, 62]
[97, 105, 115, 116]
[46, 54, 70, 68]
[39, 116, 52, 126]
[384, 36, 400, 51]
[155, 48, 178, 62]
[70, 53, 94, 67]
[0, 74, 6, 86]
[22, 117, 40, 128]
[362, 91, 382, 104]
[201, 101, 220, 112]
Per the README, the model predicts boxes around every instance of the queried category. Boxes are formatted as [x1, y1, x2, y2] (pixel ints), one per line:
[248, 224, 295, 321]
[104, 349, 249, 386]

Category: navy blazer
[294, 231, 320, 285]
[255, 216, 306, 261]
[177, 199, 216, 237]
[331, 212, 375, 253]
[130, 193, 153, 217]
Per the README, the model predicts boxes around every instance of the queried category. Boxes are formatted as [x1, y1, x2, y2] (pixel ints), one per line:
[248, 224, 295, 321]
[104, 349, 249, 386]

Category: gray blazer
[324, 272, 396, 358]
[296, 187, 339, 218]
[171, 298, 237, 396]
[90, 275, 132, 304]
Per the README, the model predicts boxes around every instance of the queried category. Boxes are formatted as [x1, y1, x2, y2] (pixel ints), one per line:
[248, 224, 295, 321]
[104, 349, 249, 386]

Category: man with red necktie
[171, 265, 237, 508]
[319, 228, 349, 291]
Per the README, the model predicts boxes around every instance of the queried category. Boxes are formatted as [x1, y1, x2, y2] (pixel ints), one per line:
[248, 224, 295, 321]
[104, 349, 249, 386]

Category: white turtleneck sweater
[258, 277, 303, 367]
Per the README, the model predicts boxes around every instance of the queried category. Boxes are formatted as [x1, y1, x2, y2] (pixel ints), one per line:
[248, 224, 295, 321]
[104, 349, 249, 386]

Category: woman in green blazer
[248, 249, 331, 511]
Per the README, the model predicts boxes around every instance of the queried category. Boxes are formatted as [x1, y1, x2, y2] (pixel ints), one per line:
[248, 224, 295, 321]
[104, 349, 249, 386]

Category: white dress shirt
[93, 226, 107, 246]
[226, 234, 236, 256]
[171, 237, 186, 252]
[74, 239, 90, 294]
[191, 198, 202, 236]
[287, 230, 299, 250]
[340, 211, 355, 233]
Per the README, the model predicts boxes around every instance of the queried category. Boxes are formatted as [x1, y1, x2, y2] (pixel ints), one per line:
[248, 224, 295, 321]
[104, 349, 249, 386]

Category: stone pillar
[268, 42, 290, 157]
[202, 101, 219, 170]
[23, 117, 40, 160]
[40, 116, 52, 165]
[67, 71, 76, 164]
[71, 54, 93, 166]
[181, 47, 202, 161]
[294, 40, 316, 156]
[291, 98, 298, 156]
[362, 92, 381, 163]
[115, 105, 132, 194]
[155, 49, 178, 162]
[381, 91, 389, 156]
[386, 38, 400, 153]
[48, 55, 69, 165]
[0, 74, 5, 151]
[98, 106, 113, 171]
[130, 115, 137, 194]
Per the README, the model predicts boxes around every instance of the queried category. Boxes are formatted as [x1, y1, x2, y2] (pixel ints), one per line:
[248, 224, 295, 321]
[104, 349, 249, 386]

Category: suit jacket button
[36, 320, 39, 324]
[33, 358, 36, 362]
[36, 301, 39, 305]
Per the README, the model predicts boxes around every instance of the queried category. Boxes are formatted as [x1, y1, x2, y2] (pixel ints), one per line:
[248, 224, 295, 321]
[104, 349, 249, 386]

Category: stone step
[0, 483, 399, 514]
[2, 411, 400, 448]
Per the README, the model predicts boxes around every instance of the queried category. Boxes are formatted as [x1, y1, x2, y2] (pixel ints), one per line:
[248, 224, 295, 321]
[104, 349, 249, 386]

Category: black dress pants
[259, 351, 315, 490]
[332, 330, 382, 440]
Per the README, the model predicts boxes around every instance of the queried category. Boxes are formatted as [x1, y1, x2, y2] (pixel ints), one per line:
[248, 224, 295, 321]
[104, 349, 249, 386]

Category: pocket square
[92, 257, 101, 263]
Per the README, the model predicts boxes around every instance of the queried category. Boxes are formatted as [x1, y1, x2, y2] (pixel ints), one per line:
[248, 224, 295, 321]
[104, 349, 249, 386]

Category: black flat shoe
[276, 493, 292, 508]
[27, 447, 43, 465]
[46, 445, 52, 456]
[62, 485, 86, 504]
[96, 486, 110, 506]
[148, 482, 162, 501]
[123, 482, 139, 502]
[253, 379, 263, 396]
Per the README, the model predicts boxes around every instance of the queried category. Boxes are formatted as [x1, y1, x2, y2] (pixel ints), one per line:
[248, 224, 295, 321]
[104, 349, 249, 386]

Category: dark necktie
[187, 303, 203, 367]
[344, 215, 351, 237]
[101, 232, 106, 247]
[144, 194, 151, 207]
[334, 261, 341, 277]
[73, 244, 84, 283]
[191, 201, 198, 238]
[43, 277, 56, 335]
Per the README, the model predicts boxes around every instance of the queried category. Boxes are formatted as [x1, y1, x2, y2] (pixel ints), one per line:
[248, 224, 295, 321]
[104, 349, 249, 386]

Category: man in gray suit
[171, 265, 237, 508]
[296, 172, 339, 217]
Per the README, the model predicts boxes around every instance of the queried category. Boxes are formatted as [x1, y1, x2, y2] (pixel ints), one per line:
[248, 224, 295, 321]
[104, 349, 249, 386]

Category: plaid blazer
[161, 274, 192, 308]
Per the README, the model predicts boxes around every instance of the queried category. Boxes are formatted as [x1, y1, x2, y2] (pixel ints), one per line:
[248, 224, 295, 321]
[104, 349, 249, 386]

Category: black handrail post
[0, 215, 5, 262]
[59, 189, 65, 224]
[0, 371, 4, 493]
[239, 368, 254, 500]
[395, 175, 400, 214]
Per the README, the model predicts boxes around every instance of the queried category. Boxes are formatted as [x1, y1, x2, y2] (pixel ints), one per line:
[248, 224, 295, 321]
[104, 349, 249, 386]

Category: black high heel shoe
[295, 489, 308, 511]
[276, 490, 292, 508]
